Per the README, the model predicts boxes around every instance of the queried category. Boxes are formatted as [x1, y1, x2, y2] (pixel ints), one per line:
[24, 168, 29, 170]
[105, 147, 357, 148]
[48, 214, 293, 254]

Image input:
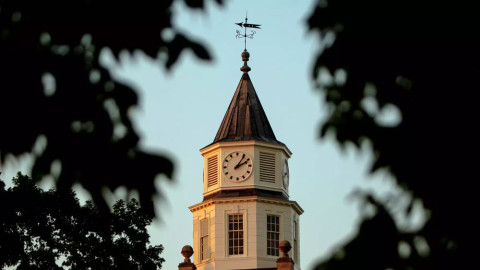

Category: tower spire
[211, 49, 282, 146]
[209, 15, 281, 145]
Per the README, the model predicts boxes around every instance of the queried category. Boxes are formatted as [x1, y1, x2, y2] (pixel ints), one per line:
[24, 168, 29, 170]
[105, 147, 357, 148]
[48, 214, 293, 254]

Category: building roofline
[189, 195, 304, 215]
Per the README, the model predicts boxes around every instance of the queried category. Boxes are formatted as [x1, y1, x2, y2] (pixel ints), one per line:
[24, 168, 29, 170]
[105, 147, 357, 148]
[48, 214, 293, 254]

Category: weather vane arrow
[235, 14, 261, 50]
[235, 22, 261, 29]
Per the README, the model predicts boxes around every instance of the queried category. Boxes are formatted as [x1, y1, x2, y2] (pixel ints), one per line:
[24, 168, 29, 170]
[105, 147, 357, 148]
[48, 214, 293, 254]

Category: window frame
[227, 213, 245, 256]
[267, 214, 280, 256]
[293, 219, 299, 262]
[200, 218, 209, 261]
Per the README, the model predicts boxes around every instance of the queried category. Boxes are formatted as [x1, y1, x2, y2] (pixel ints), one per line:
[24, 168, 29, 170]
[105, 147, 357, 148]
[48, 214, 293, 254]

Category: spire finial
[235, 14, 261, 51]
[235, 13, 260, 73]
[240, 49, 251, 73]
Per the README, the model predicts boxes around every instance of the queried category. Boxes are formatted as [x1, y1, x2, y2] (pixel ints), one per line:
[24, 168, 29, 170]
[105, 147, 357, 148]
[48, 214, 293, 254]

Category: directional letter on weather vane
[235, 15, 261, 50]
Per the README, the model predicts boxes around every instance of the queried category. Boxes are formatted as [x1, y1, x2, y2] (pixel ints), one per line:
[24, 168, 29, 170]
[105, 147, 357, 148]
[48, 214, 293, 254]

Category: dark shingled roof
[212, 73, 283, 145]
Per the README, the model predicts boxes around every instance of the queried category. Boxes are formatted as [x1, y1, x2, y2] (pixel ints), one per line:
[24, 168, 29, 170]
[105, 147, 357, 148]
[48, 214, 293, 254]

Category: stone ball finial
[240, 49, 251, 73]
[241, 49, 250, 62]
[181, 245, 194, 263]
[279, 240, 292, 258]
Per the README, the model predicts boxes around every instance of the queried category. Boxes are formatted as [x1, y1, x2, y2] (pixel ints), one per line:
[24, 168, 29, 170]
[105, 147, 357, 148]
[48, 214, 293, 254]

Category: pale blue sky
[1, 1, 401, 269]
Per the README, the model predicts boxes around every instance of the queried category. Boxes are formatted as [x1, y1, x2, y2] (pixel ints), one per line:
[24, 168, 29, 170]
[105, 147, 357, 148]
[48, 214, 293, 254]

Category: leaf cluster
[0, 173, 164, 269]
[308, 0, 479, 269]
[0, 0, 222, 219]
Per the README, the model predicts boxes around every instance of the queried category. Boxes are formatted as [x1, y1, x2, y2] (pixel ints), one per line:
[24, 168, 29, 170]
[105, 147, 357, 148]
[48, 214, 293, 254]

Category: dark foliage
[3, 0, 479, 268]
[0, 0, 222, 219]
[308, 0, 479, 269]
[0, 173, 164, 269]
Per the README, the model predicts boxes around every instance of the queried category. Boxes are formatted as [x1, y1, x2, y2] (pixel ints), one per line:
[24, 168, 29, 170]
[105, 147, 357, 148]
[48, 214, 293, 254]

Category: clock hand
[234, 154, 245, 169]
[235, 161, 248, 169]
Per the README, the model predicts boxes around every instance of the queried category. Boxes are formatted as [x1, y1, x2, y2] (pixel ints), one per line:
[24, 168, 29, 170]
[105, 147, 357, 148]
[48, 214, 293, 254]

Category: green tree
[0, 173, 164, 269]
[307, 0, 479, 269]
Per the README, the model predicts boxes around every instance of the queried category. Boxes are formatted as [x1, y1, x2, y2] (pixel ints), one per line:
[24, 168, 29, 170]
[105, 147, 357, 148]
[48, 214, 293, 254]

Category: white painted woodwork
[200, 141, 292, 198]
[190, 197, 302, 270]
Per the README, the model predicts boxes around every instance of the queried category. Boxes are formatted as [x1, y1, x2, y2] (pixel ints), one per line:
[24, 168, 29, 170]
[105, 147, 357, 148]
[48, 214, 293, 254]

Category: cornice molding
[189, 196, 303, 215]
[200, 140, 292, 157]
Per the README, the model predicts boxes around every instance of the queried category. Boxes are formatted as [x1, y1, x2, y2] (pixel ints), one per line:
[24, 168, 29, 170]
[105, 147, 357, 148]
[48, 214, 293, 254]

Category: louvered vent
[207, 156, 218, 187]
[259, 152, 276, 183]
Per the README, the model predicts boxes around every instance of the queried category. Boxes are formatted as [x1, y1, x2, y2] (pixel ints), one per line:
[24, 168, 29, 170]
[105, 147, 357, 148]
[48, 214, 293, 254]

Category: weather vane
[235, 13, 261, 50]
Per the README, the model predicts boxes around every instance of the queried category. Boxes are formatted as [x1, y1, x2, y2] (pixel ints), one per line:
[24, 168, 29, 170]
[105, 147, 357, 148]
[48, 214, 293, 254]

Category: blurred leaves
[308, 0, 479, 269]
[315, 194, 400, 270]
[0, 173, 164, 269]
[0, 0, 221, 219]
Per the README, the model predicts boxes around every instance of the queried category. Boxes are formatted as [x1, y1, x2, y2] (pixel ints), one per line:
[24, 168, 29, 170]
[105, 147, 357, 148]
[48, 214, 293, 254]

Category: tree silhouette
[307, 0, 479, 269]
[0, 173, 164, 269]
[0, 0, 223, 219]
[2, 0, 479, 268]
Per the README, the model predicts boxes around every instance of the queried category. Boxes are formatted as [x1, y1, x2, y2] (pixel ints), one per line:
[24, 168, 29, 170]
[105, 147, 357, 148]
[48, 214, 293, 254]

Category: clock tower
[189, 50, 303, 270]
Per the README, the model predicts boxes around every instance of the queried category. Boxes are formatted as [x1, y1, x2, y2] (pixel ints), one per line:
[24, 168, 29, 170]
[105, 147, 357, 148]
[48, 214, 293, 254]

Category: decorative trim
[203, 188, 287, 201]
[189, 195, 304, 215]
[200, 140, 292, 157]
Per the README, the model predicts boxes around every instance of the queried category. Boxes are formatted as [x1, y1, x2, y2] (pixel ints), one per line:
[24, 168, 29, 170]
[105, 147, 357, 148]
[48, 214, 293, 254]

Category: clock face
[223, 151, 253, 182]
[282, 159, 289, 188]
